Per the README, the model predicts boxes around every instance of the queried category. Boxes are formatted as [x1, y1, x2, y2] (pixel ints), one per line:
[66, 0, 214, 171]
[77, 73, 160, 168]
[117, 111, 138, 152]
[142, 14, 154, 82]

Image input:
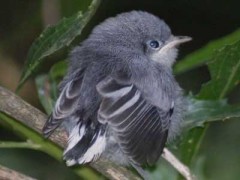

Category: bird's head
[86, 11, 191, 67]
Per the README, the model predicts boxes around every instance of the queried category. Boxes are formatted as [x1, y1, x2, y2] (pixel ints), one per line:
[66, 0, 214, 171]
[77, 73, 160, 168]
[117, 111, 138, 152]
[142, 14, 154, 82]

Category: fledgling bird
[42, 11, 191, 178]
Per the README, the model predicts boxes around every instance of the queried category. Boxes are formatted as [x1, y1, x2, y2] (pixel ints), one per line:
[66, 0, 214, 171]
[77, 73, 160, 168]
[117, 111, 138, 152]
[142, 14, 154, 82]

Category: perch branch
[162, 148, 195, 180]
[0, 165, 36, 180]
[0, 86, 194, 180]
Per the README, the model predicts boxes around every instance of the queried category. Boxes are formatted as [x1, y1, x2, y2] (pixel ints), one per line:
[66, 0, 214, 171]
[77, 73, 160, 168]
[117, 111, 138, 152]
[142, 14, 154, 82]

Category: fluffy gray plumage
[42, 10, 190, 172]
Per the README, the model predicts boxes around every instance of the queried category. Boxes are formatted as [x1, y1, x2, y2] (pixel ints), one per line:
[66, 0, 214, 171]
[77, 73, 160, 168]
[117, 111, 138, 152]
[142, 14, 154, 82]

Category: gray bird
[42, 11, 191, 179]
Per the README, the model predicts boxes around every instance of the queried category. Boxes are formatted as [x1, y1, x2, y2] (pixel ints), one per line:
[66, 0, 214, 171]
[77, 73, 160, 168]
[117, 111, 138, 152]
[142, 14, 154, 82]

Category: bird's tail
[63, 120, 107, 165]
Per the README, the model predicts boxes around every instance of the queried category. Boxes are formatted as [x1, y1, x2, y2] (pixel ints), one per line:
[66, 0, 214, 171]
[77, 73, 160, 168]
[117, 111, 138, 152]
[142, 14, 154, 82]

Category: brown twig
[0, 165, 36, 180]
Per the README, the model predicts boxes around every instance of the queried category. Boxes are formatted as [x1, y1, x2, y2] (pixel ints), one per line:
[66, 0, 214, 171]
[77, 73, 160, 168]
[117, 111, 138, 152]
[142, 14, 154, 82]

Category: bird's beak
[152, 35, 192, 66]
[161, 36, 192, 51]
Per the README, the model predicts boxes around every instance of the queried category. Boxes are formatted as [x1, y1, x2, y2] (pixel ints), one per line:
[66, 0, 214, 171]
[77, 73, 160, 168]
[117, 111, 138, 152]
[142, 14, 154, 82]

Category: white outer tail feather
[64, 123, 85, 153]
[78, 133, 106, 164]
[64, 123, 107, 166]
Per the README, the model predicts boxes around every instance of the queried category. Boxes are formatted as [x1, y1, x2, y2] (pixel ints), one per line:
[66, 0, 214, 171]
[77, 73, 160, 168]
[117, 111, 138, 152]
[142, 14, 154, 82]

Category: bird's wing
[42, 69, 84, 137]
[42, 69, 107, 165]
[97, 76, 173, 165]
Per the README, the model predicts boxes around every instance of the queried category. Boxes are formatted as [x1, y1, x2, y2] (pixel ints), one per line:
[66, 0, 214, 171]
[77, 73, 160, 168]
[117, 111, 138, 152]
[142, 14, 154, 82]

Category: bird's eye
[149, 40, 160, 49]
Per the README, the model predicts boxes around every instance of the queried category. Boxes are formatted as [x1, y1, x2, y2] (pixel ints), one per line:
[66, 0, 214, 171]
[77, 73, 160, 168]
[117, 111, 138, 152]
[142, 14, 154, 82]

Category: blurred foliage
[1, 0, 240, 180]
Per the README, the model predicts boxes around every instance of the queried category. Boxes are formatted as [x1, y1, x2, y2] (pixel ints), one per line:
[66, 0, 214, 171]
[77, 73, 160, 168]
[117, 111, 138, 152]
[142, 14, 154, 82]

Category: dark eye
[149, 40, 160, 49]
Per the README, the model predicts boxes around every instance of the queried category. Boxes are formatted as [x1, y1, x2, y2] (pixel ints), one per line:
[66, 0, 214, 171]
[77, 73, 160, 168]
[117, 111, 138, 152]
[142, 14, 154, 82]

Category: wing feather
[42, 68, 107, 165]
[97, 77, 172, 165]
[42, 69, 84, 137]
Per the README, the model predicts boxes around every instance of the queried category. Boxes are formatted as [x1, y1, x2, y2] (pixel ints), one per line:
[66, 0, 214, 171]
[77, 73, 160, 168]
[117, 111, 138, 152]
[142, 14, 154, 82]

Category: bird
[42, 11, 191, 179]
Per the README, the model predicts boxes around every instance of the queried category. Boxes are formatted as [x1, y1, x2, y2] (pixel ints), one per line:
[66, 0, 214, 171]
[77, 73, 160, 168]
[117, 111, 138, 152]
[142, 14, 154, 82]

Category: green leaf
[198, 40, 240, 99]
[174, 28, 240, 75]
[179, 96, 240, 164]
[35, 75, 55, 115]
[49, 60, 67, 81]
[178, 39, 240, 172]
[49, 60, 67, 101]
[35, 60, 67, 114]
[184, 96, 240, 130]
[17, 0, 101, 90]
[178, 128, 205, 166]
